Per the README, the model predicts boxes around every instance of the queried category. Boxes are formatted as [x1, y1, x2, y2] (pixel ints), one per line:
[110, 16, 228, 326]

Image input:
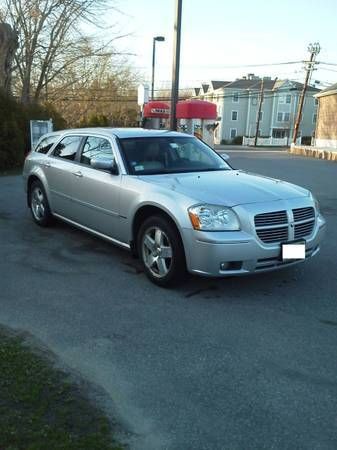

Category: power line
[132, 60, 304, 70]
[319, 67, 337, 73]
[55, 90, 317, 103]
[318, 61, 337, 67]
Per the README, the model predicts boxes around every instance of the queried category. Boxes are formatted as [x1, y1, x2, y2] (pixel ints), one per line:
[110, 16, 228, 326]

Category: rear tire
[29, 180, 53, 227]
[137, 215, 186, 287]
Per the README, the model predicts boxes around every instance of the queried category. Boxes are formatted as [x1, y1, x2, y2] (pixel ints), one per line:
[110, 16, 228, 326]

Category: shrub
[0, 91, 66, 170]
[232, 135, 243, 145]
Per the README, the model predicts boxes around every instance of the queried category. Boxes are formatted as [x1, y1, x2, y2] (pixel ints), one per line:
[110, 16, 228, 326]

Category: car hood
[138, 170, 309, 206]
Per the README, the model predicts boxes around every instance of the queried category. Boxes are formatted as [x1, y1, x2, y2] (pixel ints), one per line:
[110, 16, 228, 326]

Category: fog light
[220, 262, 229, 271]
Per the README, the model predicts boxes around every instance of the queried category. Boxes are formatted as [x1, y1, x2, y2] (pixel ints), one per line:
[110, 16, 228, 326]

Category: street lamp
[151, 36, 165, 100]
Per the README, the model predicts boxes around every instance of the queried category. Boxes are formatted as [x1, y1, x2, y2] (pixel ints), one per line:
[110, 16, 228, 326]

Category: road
[0, 150, 336, 450]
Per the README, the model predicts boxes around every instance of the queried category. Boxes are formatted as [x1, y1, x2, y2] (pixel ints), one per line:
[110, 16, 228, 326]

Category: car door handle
[73, 171, 83, 178]
[43, 162, 51, 168]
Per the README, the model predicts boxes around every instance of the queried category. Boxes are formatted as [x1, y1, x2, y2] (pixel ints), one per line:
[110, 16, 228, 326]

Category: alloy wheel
[31, 186, 46, 221]
[142, 226, 173, 278]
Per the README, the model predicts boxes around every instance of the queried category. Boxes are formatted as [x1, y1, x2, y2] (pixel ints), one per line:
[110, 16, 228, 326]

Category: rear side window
[53, 136, 82, 161]
[34, 135, 60, 154]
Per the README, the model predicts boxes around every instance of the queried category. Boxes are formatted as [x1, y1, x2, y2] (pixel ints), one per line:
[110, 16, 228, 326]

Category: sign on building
[137, 84, 149, 106]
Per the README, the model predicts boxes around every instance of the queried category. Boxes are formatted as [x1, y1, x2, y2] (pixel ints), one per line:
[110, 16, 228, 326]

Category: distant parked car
[23, 128, 326, 286]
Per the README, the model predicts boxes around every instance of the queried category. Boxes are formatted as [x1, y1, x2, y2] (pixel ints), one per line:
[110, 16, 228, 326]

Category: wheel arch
[27, 175, 47, 207]
[131, 204, 186, 259]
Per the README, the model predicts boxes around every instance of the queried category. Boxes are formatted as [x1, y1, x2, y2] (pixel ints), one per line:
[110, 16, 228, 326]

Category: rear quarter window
[34, 135, 60, 154]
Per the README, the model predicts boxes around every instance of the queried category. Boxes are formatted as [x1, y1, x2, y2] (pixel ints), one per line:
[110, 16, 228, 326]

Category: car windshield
[118, 136, 231, 175]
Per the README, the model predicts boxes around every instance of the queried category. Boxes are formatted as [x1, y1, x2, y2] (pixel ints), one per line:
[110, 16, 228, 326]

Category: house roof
[210, 80, 231, 90]
[221, 79, 277, 90]
[315, 82, 337, 98]
[248, 80, 277, 91]
[201, 83, 209, 93]
[195, 77, 321, 97]
[290, 81, 319, 92]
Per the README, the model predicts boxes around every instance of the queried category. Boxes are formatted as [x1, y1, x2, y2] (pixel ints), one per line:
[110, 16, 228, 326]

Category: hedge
[0, 91, 66, 170]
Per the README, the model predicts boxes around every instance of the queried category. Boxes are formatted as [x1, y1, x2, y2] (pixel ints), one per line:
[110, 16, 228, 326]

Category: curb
[289, 145, 337, 162]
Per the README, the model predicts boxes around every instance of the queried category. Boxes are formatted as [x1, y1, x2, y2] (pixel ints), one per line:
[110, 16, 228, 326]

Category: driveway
[0, 151, 336, 449]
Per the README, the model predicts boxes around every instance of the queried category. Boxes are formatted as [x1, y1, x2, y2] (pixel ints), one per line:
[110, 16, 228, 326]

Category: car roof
[51, 128, 184, 139]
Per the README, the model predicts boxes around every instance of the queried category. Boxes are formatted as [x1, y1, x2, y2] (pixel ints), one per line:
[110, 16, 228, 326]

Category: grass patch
[0, 328, 124, 450]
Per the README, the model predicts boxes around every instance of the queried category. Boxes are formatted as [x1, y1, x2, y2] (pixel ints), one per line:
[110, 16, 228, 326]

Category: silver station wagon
[23, 128, 326, 286]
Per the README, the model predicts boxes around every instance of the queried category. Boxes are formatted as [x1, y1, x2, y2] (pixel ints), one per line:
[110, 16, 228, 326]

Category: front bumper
[181, 214, 326, 277]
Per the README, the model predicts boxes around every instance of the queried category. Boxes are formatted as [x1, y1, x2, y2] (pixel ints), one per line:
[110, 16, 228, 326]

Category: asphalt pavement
[0, 149, 336, 449]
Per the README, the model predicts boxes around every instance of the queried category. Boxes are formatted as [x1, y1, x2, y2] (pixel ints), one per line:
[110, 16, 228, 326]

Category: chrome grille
[254, 210, 288, 227]
[254, 210, 288, 244]
[254, 207, 316, 244]
[292, 207, 315, 239]
[292, 207, 315, 222]
[256, 226, 288, 243]
[294, 221, 315, 239]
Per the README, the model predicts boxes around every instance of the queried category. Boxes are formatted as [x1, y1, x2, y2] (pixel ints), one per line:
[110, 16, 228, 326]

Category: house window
[251, 95, 258, 106]
[286, 95, 291, 104]
[230, 128, 237, 139]
[272, 129, 288, 139]
[313, 113, 317, 123]
[231, 110, 238, 121]
[315, 98, 319, 106]
[258, 111, 263, 121]
[284, 112, 290, 122]
[233, 92, 239, 102]
[277, 112, 283, 122]
[279, 96, 285, 104]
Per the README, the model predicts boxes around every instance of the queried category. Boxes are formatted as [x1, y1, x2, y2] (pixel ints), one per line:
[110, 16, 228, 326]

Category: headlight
[188, 204, 240, 231]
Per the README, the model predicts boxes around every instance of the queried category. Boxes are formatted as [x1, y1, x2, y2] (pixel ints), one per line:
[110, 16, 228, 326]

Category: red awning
[143, 101, 170, 118]
[176, 100, 217, 119]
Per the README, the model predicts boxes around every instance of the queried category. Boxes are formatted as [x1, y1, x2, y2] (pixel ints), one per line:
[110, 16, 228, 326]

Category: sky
[106, 0, 337, 91]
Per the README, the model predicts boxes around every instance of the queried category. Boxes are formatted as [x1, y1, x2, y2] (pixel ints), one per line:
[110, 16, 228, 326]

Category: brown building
[314, 83, 337, 149]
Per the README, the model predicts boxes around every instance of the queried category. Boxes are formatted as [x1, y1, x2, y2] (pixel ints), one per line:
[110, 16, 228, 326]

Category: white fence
[243, 136, 301, 147]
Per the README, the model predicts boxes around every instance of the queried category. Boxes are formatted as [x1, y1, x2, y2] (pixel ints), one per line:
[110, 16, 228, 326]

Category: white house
[194, 75, 320, 146]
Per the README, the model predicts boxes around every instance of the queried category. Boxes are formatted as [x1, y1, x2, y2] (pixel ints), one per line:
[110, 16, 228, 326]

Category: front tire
[29, 180, 53, 227]
[137, 215, 186, 287]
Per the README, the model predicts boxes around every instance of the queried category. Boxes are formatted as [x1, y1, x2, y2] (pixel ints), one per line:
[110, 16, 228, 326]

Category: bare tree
[0, 0, 130, 103]
[0, 23, 17, 93]
[51, 55, 141, 126]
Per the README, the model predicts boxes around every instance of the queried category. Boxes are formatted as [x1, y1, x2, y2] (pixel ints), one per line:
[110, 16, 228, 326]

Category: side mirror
[91, 156, 118, 174]
[220, 153, 230, 161]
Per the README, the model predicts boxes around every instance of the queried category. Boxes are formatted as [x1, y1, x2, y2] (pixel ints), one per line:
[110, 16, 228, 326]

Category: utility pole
[292, 42, 321, 144]
[253, 78, 264, 147]
[170, 0, 182, 131]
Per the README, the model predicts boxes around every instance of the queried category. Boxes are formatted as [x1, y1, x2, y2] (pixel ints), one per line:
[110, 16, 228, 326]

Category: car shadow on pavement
[19, 214, 322, 311]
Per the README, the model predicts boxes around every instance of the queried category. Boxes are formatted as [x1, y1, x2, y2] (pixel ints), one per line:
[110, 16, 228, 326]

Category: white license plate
[282, 242, 306, 260]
